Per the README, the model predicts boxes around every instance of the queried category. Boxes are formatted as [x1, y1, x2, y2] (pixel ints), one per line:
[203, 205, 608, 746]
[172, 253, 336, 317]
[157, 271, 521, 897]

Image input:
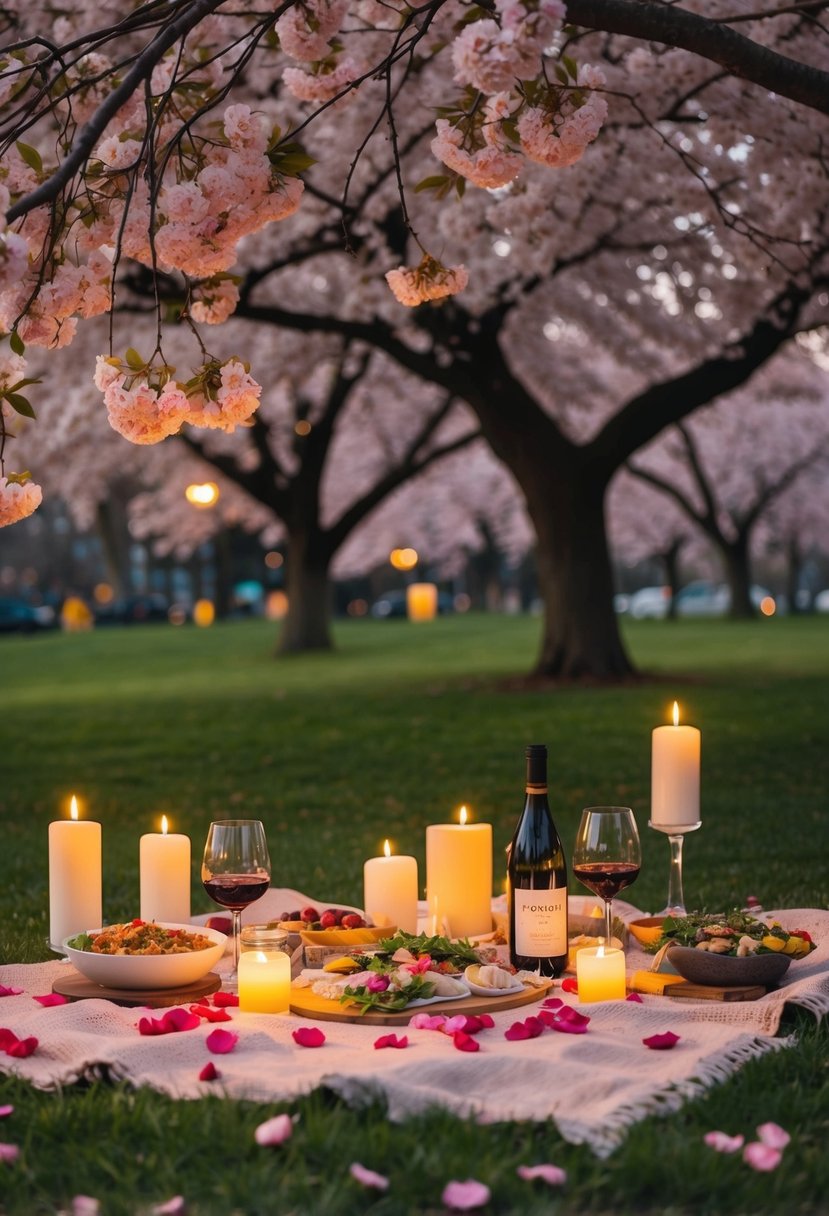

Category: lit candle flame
[70, 795, 79, 821]
[459, 805, 468, 826]
[161, 815, 169, 835]
[383, 838, 391, 858]
[672, 700, 680, 727]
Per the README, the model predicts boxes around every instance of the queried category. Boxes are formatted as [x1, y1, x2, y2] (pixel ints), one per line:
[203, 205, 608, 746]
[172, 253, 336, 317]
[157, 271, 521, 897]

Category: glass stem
[230, 908, 242, 979]
[667, 834, 686, 915]
[604, 898, 613, 948]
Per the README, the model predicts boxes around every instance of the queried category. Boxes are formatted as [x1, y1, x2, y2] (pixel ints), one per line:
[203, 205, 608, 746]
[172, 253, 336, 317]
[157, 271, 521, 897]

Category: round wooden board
[290, 979, 552, 1025]
[52, 970, 222, 1007]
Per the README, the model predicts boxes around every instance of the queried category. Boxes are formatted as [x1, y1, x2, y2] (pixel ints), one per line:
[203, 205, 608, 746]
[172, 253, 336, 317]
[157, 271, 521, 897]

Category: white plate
[62, 923, 227, 990]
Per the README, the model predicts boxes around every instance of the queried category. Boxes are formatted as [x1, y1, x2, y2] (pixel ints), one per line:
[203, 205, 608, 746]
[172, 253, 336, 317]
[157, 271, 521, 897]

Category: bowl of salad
[650, 911, 815, 988]
[63, 920, 227, 989]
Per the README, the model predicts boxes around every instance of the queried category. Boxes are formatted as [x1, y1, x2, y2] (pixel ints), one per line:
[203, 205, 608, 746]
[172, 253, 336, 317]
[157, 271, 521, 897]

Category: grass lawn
[1, 613, 827, 1214]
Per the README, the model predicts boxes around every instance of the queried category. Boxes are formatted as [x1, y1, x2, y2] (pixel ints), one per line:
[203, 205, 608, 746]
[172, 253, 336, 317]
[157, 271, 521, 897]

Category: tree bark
[277, 530, 335, 653]
[722, 534, 755, 619]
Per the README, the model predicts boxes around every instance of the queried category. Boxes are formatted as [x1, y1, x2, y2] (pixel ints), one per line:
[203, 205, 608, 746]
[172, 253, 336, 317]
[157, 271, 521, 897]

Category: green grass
[1, 613, 828, 1214]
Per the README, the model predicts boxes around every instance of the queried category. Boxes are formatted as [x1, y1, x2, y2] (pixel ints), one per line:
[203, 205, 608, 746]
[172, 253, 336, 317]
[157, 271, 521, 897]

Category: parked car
[628, 586, 671, 620]
[673, 581, 730, 617]
[94, 593, 171, 625]
[0, 597, 57, 633]
[814, 590, 829, 613]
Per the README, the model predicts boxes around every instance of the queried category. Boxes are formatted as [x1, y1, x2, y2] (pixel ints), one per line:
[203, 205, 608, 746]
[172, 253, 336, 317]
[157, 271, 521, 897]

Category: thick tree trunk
[785, 536, 803, 614]
[278, 531, 334, 653]
[661, 538, 684, 621]
[722, 536, 755, 619]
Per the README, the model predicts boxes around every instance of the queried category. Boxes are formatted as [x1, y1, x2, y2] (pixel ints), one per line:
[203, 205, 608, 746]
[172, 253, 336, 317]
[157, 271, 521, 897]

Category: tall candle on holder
[140, 815, 191, 924]
[426, 805, 492, 938]
[364, 839, 418, 933]
[48, 795, 102, 951]
[651, 701, 701, 829]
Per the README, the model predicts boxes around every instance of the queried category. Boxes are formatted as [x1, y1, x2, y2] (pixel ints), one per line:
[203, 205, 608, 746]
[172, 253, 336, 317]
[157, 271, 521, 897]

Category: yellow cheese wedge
[323, 956, 361, 974]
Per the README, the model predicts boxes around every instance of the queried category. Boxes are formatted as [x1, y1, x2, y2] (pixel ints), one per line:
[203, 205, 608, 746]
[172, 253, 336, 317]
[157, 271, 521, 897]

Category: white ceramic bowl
[62, 922, 227, 990]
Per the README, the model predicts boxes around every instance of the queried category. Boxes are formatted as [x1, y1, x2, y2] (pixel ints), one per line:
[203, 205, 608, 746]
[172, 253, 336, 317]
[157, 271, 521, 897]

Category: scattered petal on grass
[33, 993, 69, 1007]
[409, 1013, 446, 1031]
[150, 1197, 186, 1215]
[206, 1028, 239, 1054]
[757, 1122, 790, 1150]
[517, 1163, 567, 1186]
[643, 1031, 680, 1050]
[743, 1142, 783, 1172]
[255, 1114, 293, 1146]
[704, 1131, 745, 1154]
[625, 992, 644, 1003]
[442, 1179, 491, 1210]
[0, 987, 23, 998]
[0, 1143, 19, 1163]
[349, 1162, 389, 1191]
[6, 1036, 37, 1058]
[211, 992, 239, 1008]
[561, 978, 579, 994]
[0, 1106, 13, 1117]
[374, 1033, 408, 1049]
[453, 1031, 480, 1052]
[71, 1197, 101, 1215]
[198, 1062, 220, 1082]
[292, 1026, 325, 1048]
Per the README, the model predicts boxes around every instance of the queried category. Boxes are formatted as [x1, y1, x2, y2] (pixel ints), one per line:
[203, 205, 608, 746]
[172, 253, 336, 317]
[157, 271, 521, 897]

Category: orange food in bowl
[628, 917, 666, 947]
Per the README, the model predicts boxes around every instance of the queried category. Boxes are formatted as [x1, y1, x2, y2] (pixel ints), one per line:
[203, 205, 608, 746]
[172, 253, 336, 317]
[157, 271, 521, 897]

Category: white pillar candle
[238, 949, 291, 1013]
[651, 701, 701, 828]
[576, 944, 626, 1003]
[426, 806, 492, 938]
[407, 583, 438, 622]
[48, 795, 102, 950]
[139, 815, 191, 924]
[363, 840, 419, 933]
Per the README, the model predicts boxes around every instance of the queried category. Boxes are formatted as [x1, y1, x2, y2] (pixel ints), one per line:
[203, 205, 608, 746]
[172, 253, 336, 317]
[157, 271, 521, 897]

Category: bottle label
[513, 887, 567, 957]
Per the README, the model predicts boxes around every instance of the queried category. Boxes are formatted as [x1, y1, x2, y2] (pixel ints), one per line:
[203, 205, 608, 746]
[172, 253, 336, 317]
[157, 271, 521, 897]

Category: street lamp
[184, 482, 220, 508]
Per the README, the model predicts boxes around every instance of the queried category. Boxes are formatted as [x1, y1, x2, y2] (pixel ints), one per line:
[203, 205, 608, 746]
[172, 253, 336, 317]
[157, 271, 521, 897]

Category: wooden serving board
[290, 980, 552, 1025]
[628, 971, 766, 1002]
[52, 971, 222, 1008]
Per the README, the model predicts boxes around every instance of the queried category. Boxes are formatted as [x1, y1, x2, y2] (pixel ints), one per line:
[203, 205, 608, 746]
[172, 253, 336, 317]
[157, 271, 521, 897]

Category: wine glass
[202, 819, 271, 988]
[572, 807, 641, 947]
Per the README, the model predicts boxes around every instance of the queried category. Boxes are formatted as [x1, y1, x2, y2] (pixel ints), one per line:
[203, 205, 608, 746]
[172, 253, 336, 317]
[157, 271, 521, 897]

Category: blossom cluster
[385, 256, 469, 308]
[0, 474, 42, 527]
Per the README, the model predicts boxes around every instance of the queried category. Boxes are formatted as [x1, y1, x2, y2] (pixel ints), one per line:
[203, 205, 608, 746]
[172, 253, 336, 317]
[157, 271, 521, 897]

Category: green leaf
[561, 55, 579, 81]
[9, 330, 24, 356]
[455, 175, 466, 198]
[5, 469, 31, 485]
[15, 141, 43, 175]
[124, 347, 144, 372]
[415, 175, 450, 194]
[66, 932, 94, 952]
[7, 377, 41, 392]
[5, 392, 35, 418]
[555, 65, 569, 86]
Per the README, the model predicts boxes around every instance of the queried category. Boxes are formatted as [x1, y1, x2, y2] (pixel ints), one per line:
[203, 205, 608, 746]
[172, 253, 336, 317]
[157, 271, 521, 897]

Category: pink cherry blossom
[385, 258, 468, 307]
[441, 1179, 491, 1211]
[517, 1163, 567, 1186]
[349, 1162, 389, 1190]
[704, 1131, 745, 1154]
[205, 1028, 239, 1054]
[743, 1142, 783, 1172]
[254, 1114, 294, 1146]
[149, 1197, 187, 1215]
[757, 1122, 790, 1150]
[0, 476, 42, 527]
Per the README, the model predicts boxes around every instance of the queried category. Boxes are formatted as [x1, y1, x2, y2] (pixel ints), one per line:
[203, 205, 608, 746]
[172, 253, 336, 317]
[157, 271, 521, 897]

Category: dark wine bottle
[507, 744, 568, 977]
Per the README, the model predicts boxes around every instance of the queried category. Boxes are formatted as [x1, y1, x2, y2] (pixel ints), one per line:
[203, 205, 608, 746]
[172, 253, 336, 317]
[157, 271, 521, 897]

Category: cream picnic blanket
[1, 894, 827, 1158]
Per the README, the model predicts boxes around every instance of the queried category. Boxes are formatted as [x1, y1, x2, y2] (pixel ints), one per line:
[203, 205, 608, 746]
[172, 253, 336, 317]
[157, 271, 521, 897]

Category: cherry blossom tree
[1, 0, 829, 675]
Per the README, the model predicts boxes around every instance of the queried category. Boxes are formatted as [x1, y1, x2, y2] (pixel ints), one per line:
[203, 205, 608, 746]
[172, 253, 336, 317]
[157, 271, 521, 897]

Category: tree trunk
[661, 538, 684, 621]
[529, 471, 635, 680]
[722, 536, 755, 618]
[785, 535, 802, 614]
[278, 530, 334, 653]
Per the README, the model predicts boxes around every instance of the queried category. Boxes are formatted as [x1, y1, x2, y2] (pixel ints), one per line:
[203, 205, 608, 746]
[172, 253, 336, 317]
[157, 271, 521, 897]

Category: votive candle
[576, 945, 627, 1003]
[238, 949, 291, 1013]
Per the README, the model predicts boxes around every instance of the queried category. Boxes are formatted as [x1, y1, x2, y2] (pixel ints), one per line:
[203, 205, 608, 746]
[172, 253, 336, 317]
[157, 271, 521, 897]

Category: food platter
[290, 978, 553, 1025]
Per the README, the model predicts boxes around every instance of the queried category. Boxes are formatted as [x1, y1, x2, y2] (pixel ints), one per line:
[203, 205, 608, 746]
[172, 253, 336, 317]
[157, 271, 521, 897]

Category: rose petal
[409, 1013, 445, 1031]
[150, 1197, 186, 1215]
[625, 992, 644, 1003]
[292, 1026, 325, 1048]
[0, 987, 23, 998]
[757, 1122, 790, 1150]
[374, 1033, 408, 1049]
[0, 1029, 19, 1051]
[0, 1143, 19, 1163]
[548, 1016, 589, 1035]
[504, 1021, 532, 1041]
[459, 1014, 493, 1035]
[704, 1131, 745, 1154]
[442, 1015, 469, 1035]
[33, 993, 70, 1007]
[254, 1114, 293, 1146]
[557, 1006, 590, 1025]
[349, 1162, 389, 1191]
[206, 1028, 239, 1054]
[442, 1179, 491, 1211]
[71, 1197, 100, 1215]
[198, 1062, 220, 1082]
[0, 1106, 13, 1118]
[517, 1163, 567, 1186]
[561, 978, 579, 994]
[190, 1004, 232, 1023]
[6, 1036, 37, 1058]
[743, 1142, 783, 1172]
[541, 997, 563, 1010]
[163, 1008, 202, 1033]
[453, 1031, 480, 1053]
[211, 992, 239, 1008]
[643, 1031, 680, 1050]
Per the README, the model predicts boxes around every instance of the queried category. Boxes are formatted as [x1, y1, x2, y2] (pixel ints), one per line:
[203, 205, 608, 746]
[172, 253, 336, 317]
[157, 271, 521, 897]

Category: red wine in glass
[571, 862, 641, 902]
[203, 875, 270, 909]
[202, 819, 271, 987]
[573, 808, 641, 946]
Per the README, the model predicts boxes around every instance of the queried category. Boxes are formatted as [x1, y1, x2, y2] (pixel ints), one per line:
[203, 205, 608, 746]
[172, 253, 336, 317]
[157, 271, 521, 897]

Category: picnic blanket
[2, 894, 827, 1158]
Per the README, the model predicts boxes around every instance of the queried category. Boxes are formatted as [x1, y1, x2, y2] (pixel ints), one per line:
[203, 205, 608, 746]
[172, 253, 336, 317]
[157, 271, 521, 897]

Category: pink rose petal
[453, 1031, 480, 1053]
[561, 978, 579, 994]
[643, 1031, 680, 1050]
[757, 1122, 790, 1150]
[0, 1106, 12, 1118]
[150, 1197, 186, 1215]
[6, 1036, 37, 1058]
[349, 1162, 389, 1191]
[442, 1015, 469, 1035]
[254, 1114, 293, 1146]
[211, 992, 239, 1008]
[548, 1016, 589, 1035]
[626, 992, 644, 1003]
[541, 997, 563, 1010]
[190, 1004, 232, 1023]
[198, 1062, 220, 1082]
[374, 1033, 408, 1049]
[33, 993, 70, 1007]
[557, 1006, 590, 1025]
[743, 1142, 783, 1172]
[0, 1143, 19, 1163]
[460, 1014, 494, 1034]
[442, 1179, 491, 1211]
[206, 1028, 239, 1054]
[0, 1029, 19, 1051]
[409, 1013, 445, 1031]
[71, 1198, 101, 1216]
[0, 986, 23, 998]
[504, 1021, 533, 1041]
[292, 1026, 325, 1048]
[164, 1008, 202, 1033]
[704, 1131, 745, 1154]
[517, 1163, 567, 1186]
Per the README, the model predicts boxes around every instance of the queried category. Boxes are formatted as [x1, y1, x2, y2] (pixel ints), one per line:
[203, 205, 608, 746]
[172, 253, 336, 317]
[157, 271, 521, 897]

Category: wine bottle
[507, 744, 568, 977]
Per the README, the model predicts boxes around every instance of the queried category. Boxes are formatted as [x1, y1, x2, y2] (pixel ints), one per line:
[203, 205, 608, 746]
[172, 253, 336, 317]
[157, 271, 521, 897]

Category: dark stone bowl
[667, 944, 791, 988]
